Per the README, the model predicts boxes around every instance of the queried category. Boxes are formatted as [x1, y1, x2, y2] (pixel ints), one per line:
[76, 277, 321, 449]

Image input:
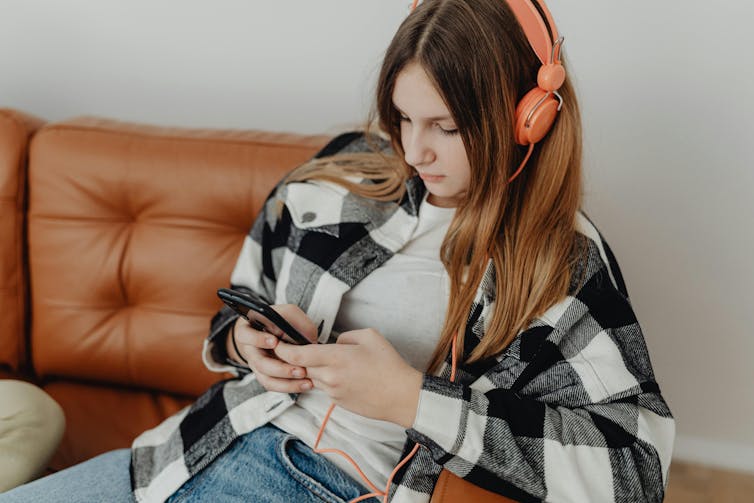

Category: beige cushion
[0, 380, 65, 492]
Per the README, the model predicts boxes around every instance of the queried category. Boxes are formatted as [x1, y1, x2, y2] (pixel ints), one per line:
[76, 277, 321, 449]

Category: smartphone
[216, 288, 312, 345]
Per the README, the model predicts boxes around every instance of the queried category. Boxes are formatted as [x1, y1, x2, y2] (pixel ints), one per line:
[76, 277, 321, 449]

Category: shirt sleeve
[200, 131, 374, 374]
[407, 268, 675, 502]
[202, 183, 288, 375]
[409, 372, 673, 502]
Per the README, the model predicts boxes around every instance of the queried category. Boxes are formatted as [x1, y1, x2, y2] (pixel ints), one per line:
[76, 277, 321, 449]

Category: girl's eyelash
[399, 115, 459, 136]
[439, 127, 459, 136]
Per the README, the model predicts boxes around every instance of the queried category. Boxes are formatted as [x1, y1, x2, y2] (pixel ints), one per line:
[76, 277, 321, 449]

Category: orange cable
[507, 143, 535, 184]
[313, 330, 461, 503]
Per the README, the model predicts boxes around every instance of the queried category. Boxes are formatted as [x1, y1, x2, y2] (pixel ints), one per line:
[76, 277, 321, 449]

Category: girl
[0, 1, 674, 502]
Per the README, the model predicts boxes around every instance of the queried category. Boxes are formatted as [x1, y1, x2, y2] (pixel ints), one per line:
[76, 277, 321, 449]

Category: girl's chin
[427, 192, 460, 208]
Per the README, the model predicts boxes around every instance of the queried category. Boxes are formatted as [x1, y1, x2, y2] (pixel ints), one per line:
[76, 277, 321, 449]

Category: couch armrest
[0, 109, 45, 374]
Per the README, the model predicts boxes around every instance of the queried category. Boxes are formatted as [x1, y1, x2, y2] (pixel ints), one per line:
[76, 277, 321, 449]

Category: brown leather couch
[0, 107, 331, 468]
[0, 108, 512, 503]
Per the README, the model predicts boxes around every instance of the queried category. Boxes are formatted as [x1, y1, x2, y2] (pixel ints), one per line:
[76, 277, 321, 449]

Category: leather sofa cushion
[28, 117, 329, 396]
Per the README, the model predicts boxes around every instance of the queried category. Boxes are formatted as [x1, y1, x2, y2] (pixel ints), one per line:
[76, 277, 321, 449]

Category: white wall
[0, 0, 407, 134]
[557, 1, 754, 473]
[2, 0, 753, 473]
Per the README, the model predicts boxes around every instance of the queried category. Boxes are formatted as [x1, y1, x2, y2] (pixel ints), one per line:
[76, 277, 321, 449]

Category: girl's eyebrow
[393, 103, 452, 122]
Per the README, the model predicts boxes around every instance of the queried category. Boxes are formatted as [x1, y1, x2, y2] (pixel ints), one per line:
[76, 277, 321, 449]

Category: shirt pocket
[285, 182, 367, 238]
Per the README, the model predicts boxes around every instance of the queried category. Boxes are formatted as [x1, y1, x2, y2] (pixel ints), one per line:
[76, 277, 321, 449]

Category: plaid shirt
[130, 133, 674, 502]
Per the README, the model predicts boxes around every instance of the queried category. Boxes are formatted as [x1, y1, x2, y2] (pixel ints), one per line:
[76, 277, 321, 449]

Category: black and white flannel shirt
[130, 133, 674, 502]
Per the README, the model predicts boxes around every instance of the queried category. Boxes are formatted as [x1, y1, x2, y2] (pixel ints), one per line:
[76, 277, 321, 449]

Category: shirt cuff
[203, 315, 245, 374]
[407, 374, 467, 454]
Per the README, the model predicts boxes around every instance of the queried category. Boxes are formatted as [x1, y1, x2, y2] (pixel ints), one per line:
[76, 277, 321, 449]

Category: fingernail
[265, 337, 277, 347]
[300, 382, 312, 391]
[292, 369, 304, 378]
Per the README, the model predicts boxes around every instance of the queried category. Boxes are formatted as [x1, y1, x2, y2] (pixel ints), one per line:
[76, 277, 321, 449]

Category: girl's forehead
[393, 63, 451, 119]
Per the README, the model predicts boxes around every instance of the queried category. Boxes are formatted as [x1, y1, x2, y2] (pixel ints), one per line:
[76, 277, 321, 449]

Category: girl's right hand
[228, 304, 318, 393]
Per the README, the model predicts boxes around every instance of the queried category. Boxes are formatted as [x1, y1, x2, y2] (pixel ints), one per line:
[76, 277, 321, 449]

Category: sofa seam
[35, 123, 331, 151]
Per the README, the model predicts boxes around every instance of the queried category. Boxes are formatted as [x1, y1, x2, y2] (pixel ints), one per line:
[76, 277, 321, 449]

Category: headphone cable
[313, 331, 461, 503]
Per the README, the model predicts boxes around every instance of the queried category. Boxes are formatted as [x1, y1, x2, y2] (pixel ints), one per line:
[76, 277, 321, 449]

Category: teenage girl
[0, 1, 674, 502]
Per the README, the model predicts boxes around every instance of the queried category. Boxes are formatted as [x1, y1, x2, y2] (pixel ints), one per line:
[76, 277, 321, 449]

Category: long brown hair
[290, 0, 586, 374]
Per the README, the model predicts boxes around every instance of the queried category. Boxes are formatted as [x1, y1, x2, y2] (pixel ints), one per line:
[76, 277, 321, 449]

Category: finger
[256, 375, 313, 394]
[304, 368, 335, 389]
[270, 304, 319, 343]
[235, 321, 281, 350]
[274, 340, 341, 368]
[244, 312, 285, 339]
[335, 329, 361, 345]
[336, 328, 379, 345]
[247, 347, 308, 379]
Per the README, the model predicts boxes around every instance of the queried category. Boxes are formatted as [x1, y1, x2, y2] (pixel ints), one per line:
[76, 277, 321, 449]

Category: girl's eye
[399, 115, 458, 136]
[437, 125, 458, 136]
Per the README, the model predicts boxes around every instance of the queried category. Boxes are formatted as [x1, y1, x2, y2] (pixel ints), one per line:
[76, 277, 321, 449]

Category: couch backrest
[0, 109, 44, 374]
[28, 117, 329, 395]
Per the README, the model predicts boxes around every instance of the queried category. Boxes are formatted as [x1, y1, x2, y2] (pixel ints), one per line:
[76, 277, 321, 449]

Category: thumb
[337, 328, 384, 346]
[336, 329, 367, 345]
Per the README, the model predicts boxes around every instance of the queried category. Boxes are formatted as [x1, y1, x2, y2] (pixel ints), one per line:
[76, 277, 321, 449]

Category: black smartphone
[216, 288, 312, 345]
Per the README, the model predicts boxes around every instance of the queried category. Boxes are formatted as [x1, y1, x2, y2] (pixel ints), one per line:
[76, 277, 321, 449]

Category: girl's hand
[274, 328, 423, 428]
[230, 304, 318, 393]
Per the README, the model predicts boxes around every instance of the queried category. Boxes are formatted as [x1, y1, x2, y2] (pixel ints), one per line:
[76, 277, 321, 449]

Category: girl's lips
[418, 173, 445, 182]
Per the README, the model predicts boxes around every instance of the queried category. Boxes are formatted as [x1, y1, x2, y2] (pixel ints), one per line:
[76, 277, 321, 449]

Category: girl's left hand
[273, 328, 423, 429]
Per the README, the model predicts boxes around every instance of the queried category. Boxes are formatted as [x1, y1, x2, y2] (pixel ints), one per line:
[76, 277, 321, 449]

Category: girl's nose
[403, 129, 434, 168]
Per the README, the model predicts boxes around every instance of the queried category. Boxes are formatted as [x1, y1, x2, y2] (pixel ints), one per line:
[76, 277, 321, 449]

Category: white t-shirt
[271, 194, 455, 491]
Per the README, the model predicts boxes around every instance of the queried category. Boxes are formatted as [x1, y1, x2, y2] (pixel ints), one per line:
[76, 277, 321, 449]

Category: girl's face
[392, 62, 471, 208]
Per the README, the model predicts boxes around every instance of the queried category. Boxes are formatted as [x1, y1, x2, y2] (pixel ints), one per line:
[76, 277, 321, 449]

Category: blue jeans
[0, 424, 380, 503]
[0, 449, 133, 503]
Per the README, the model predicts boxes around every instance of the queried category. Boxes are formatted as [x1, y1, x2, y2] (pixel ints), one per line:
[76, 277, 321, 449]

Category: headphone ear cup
[514, 87, 560, 145]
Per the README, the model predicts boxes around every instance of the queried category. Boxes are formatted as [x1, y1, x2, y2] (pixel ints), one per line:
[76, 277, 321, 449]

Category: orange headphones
[411, 0, 565, 146]
[410, 0, 566, 182]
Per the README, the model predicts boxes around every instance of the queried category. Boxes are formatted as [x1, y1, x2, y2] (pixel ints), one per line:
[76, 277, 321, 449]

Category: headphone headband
[505, 0, 560, 65]
[409, 0, 561, 66]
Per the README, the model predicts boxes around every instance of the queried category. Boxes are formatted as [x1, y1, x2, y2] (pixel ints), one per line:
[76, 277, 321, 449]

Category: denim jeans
[0, 448, 133, 503]
[0, 424, 380, 503]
